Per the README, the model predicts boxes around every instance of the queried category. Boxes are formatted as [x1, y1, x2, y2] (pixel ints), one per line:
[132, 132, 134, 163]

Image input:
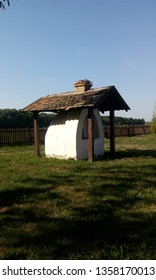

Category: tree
[0, 0, 10, 9]
[150, 104, 156, 134]
[101, 116, 145, 126]
[0, 109, 54, 128]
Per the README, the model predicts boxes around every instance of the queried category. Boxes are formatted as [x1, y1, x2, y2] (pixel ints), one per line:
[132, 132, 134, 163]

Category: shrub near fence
[0, 125, 150, 146]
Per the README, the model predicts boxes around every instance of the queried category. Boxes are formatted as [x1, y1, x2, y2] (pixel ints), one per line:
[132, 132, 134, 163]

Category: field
[0, 134, 156, 260]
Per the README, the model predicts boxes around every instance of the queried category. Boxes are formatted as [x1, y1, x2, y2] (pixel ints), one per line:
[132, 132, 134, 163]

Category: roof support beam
[88, 108, 94, 162]
[34, 111, 40, 157]
[110, 110, 115, 158]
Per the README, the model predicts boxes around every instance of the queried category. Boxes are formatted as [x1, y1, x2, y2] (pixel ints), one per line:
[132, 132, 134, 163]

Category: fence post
[110, 110, 115, 157]
[88, 108, 94, 162]
[34, 112, 40, 157]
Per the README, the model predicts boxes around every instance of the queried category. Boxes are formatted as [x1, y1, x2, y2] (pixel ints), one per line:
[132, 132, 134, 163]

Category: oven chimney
[74, 79, 92, 93]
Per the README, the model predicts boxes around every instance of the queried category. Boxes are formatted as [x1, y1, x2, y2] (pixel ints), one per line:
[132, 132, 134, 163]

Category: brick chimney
[74, 79, 92, 92]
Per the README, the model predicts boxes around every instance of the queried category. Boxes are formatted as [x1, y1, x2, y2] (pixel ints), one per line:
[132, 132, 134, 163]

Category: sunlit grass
[0, 134, 156, 259]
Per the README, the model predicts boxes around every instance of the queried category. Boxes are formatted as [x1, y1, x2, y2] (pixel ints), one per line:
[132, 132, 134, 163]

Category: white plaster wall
[94, 109, 104, 157]
[76, 109, 88, 160]
[45, 108, 104, 160]
[45, 110, 81, 159]
[76, 109, 104, 160]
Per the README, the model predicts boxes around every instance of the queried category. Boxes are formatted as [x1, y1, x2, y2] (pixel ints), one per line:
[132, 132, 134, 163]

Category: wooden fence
[104, 124, 150, 138]
[0, 125, 151, 146]
[0, 128, 46, 146]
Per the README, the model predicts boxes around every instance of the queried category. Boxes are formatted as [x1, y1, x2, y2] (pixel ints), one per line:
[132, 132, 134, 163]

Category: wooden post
[110, 110, 115, 158]
[34, 111, 40, 157]
[88, 108, 94, 162]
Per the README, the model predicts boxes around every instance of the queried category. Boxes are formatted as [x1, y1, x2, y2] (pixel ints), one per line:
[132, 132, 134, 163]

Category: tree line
[0, 109, 54, 129]
[0, 109, 146, 129]
[101, 116, 145, 126]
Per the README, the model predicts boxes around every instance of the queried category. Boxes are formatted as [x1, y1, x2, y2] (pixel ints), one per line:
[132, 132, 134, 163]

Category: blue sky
[0, 0, 156, 121]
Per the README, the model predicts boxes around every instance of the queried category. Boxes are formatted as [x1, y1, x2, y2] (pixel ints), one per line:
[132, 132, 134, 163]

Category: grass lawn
[0, 134, 156, 260]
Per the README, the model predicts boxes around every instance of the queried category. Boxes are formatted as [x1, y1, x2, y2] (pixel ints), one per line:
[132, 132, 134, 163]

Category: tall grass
[0, 134, 156, 259]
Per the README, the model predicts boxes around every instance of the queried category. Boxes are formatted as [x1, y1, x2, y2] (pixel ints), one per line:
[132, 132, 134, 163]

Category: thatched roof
[22, 81, 130, 113]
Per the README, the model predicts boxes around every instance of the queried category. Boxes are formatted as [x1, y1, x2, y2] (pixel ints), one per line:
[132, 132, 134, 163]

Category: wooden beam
[110, 110, 115, 158]
[88, 108, 94, 162]
[34, 111, 40, 157]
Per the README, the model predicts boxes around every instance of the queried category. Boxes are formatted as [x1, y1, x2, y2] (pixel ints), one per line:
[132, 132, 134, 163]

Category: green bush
[150, 105, 156, 134]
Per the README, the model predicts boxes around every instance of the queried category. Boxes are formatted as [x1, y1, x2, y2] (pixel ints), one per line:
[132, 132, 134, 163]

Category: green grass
[0, 134, 156, 260]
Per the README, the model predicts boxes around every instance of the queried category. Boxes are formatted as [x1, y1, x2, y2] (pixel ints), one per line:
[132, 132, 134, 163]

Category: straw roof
[22, 82, 130, 113]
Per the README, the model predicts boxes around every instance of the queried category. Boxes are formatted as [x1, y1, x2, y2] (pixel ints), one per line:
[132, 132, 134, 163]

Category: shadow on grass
[104, 149, 156, 160]
[0, 187, 50, 208]
[1, 201, 156, 260]
[0, 179, 156, 260]
[0, 155, 155, 260]
[0, 172, 76, 209]
[117, 149, 156, 159]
